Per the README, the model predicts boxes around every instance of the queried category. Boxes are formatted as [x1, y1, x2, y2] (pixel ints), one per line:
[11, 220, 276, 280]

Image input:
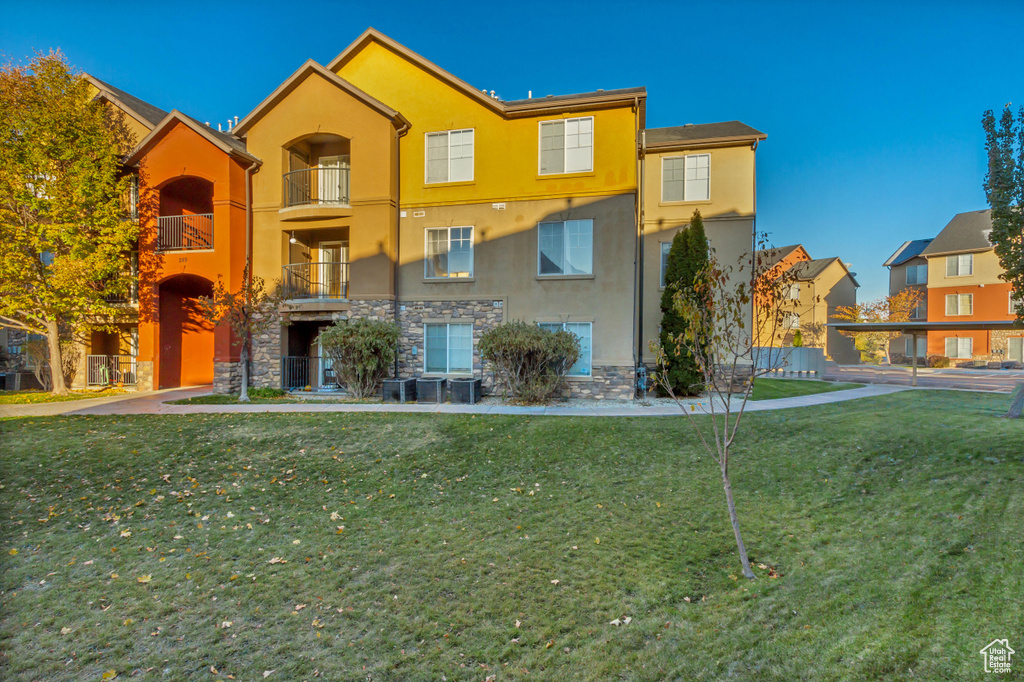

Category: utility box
[449, 378, 483, 404]
[382, 378, 416, 403]
[416, 378, 447, 403]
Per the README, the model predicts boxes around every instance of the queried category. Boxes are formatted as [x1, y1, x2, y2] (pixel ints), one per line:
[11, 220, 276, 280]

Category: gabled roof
[327, 28, 646, 118]
[920, 209, 994, 257]
[756, 244, 807, 270]
[233, 59, 409, 137]
[789, 257, 860, 287]
[85, 74, 168, 130]
[124, 110, 260, 167]
[884, 239, 933, 267]
[646, 121, 766, 149]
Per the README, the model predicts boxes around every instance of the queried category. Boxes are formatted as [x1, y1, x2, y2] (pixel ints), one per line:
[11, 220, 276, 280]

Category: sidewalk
[0, 382, 910, 419]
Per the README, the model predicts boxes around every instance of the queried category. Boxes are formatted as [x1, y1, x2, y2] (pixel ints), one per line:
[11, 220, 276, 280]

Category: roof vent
[596, 88, 604, 92]
[546, 94, 553, 98]
[684, 123, 693, 127]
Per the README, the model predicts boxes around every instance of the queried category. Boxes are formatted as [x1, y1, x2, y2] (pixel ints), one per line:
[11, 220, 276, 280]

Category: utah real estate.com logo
[980, 639, 1014, 674]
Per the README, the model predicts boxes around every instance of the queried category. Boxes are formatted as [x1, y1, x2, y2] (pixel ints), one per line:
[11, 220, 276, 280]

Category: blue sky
[4, 0, 1022, 300]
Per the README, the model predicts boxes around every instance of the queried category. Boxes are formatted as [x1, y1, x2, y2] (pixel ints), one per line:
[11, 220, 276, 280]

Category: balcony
[282, 261, 349, 300]
[86, 355, 137, 386]
[157, 214, 214, 251]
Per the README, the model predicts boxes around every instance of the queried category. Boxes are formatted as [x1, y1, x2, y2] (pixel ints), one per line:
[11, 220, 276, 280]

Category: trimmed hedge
[479, 321, 580, 404]
[317, 320, 400, 399]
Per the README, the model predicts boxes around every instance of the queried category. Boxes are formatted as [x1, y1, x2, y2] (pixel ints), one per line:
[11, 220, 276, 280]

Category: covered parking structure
[827, 320, 1022, 386]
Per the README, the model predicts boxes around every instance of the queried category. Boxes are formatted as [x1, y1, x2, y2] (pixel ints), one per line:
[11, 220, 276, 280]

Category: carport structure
[827, 320, 1022, 386]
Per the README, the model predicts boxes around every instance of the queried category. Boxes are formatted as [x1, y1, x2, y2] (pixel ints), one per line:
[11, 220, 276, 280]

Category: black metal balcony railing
[282, 262, 349, 299]
[282, 167, 350, 208]
[87, 355, 137, 386]
[281, 356, 338, 391]
[157, 214, 214, 251]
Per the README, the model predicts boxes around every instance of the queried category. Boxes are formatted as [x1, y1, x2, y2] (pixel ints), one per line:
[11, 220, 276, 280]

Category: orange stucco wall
[135, 121, 250, 388]
[927, 281, 1014, 357]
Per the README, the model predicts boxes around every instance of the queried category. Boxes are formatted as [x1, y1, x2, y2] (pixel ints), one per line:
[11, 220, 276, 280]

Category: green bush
[792, 330, 803, 347]
[317, 319, 400, 399]
[479, 321, 581, 404]
[927, 355, 951, 368]
[249, 387, 286, 399]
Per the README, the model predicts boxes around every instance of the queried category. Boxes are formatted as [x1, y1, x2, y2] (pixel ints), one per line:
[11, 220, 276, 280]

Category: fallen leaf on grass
[515, 620, 521, 628]
[550, 580, 560, 585]
[101, 671, 118, 680]
[262, 671, 275, 678]
[137, 575, 151, 583]
[268, 557, 287, 564]
[610, 618, 621, 626]
[60, 626, 72, 635]
[220, 621, 232, 628]
[119, 530, 131, 538]
[8, 549, 17, 556]
[294, 604, 306, 611]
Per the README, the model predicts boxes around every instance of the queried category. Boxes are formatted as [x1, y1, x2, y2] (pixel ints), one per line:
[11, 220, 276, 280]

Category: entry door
[314, 337, 336, 389]
[318, 155, 349, 203]
[1010, 337, 1024, 363]
[318, 242, 348, 298]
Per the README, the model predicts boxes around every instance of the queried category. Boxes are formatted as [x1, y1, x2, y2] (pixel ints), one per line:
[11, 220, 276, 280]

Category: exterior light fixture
[289, 231, 298, 244]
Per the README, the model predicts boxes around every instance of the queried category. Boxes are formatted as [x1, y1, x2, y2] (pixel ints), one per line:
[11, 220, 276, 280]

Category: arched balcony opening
[283, 134, 351, 208]
[157, 176, 214, 251]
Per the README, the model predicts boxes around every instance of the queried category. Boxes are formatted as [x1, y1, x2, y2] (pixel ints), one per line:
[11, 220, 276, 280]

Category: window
[1009, 337, 1023, 363]
[905, 264, 927, 285]
[910, 301, 927, 319]
[538, 219, 593, 275]
[905, 336, 927, 358]
[662, 154, 710, 202]
[424, 323, 473, 374]
[1011, 291, 1022, 315]
[788, 283, 801, 300]
[945, 293, 973, 316]
[946, 254, 973, 277]
[538, 321, 592, 377]
[425, 227, 473, 279]
[945, 337, 973, 359]
[539, 117, 593, 174]
[787, 313, 801, 329]
[425, 129, 474, 183]
[660, 242, 671, 287]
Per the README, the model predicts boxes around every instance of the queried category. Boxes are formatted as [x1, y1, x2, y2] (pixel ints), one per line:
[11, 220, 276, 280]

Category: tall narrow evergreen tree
[659, 210, 710, 395]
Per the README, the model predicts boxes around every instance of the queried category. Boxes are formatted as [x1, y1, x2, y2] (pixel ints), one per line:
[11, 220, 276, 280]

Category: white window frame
[425, 129, 474, 184]
[538, 321, 592, 377]
[905, 264, 927, 285]
[1008, 337, 1023, 362]
[945, 293, 973, 316]
[788, 283, 801, 300]
[537, 219, 594, 276]
[423, 322, 473, 374]
[945, 253, 974, 277]
[1011, 291, 1022, 315]
[661, 153, 711, 202]
[538, 116, 594, 175]
[945, 336, 973, 359]
[659, 242, 671, 287]
[424, 226, 474, 279]
[785, 312, 801, 330]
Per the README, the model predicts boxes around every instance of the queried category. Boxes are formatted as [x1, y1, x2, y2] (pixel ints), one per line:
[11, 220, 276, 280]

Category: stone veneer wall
[238, 299, 638, 400]
[213, 361, 242, 395]
[982, 330, 1024, 363]
[136, 360, 154, 391]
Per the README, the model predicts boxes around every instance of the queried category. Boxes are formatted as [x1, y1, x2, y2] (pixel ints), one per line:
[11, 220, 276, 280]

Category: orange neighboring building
[122, 113, 257, 389]
[919, 210, 1023, 364]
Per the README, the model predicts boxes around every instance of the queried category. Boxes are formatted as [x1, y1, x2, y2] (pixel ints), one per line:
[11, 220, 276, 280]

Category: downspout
[393, 120, 410, 378]
[243, 158, 261, 392]
[750, 138, 759, 331]
[634, 98, 645, 385]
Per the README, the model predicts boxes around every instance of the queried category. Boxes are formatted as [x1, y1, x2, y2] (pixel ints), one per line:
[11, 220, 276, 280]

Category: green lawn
[749, 378, 863, 401]
[170, 394, 377, 406]
[0, 388, 128, 405]
[1, 392, 1021, 680]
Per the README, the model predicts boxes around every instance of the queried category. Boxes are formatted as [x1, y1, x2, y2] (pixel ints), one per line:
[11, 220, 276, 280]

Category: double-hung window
[945, 337, 973, 359]
[945, 293, 973, 316]
[784, 312, 801, 330]
[910, 301, 927, 319]
[539, 117, 593, 174]
[538, 321, 592, 376]
[424, 323, 473, 374]
[905, 264, 927, 285]
[425, 227, 473, 279]
[1011, 291, 1022, 315]
[426, 129, 474, 183]
[662, 154, 710, 202]
[538, 219, 593, 276]
[788, 283, 801, 300]
[905, 336, 926, 358]
[1009, 337, 1023, 363]
[946, 254, 973, 277]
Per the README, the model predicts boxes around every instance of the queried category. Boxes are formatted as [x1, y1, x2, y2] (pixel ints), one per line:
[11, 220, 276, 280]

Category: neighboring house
[47, 28, 765, 399]
[883, 238, 932, 359]
[919, 209, 1022, 364]
[754, 245, 860, 364]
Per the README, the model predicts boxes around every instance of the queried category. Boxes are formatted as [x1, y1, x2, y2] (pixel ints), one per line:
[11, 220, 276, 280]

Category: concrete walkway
[1, 382, 909, 419]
